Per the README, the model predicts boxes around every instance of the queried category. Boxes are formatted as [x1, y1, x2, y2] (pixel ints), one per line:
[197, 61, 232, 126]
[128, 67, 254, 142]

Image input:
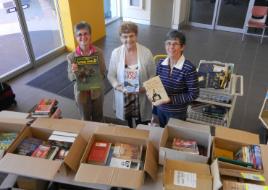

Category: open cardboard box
[0, 118, 89, 180]
[74, 125, 158, 190]
[259, 91, 268, 130]
[212, 127, 268, 184]
[0, 118, 29, 158]
[164, 159, 213, 190]
[159, 118, 212, 165]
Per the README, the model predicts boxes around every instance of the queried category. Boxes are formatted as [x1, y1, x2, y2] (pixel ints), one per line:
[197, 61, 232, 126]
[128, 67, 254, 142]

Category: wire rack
[187, 104, 228, 126]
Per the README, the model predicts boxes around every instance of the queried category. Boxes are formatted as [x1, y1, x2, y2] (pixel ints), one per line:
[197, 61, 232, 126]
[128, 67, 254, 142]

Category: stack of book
[15, 131, 77, 160]
[31, 98, 61, 118]
[172, 138, 199, 155]
[87, 141, 143, 170]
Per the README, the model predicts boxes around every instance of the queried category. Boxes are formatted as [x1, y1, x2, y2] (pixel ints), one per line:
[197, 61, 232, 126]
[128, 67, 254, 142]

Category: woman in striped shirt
[152, 30, 199, 127]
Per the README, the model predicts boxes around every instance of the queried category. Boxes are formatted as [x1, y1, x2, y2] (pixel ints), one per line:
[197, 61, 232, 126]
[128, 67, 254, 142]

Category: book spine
[254, 145, 263, 170]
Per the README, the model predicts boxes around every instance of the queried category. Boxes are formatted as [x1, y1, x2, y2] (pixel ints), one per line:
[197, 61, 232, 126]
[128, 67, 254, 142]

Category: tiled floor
[7, 19, 268, 139]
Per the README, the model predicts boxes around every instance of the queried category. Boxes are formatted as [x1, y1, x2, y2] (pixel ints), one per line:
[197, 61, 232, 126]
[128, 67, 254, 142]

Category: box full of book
[74, 124, 158, 190]
[0, 118, 88, 180]
[159, 118, 212, 165]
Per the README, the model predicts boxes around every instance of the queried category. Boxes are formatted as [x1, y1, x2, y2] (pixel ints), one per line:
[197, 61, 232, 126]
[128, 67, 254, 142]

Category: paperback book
[112, 142, 143, 162]
[34, 99, 57, 114]
[74, 55, 101, 91]
[143, 76, 170, 105]
[124, 67, 139, 93]
[172, 138, 199, 154]
[0, 132, 17, 151]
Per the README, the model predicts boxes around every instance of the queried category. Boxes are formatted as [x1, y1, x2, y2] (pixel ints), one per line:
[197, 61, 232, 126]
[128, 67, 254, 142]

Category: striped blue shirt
[157, 56, 199, 116]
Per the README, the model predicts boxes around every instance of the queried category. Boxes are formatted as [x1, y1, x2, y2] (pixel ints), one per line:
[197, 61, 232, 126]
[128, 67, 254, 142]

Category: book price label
[246, 184, 268, 190]
[241, 173, 265, 182]
[174, 170, 196, 188]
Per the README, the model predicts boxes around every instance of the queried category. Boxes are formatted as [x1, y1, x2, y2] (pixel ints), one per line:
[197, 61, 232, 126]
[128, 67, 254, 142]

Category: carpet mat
[27, 61, 112, 99]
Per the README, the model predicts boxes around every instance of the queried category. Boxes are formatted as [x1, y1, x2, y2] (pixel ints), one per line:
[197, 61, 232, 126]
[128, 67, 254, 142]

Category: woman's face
[165, 39, 184, 58]
[76, 28, 91, 47]
[120, 32, 137, 49]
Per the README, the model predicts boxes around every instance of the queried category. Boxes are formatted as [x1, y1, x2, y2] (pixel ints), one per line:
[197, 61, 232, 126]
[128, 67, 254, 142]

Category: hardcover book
[143, 76, 170, 105]
[87, 141, 112, 165]
[74, 55, 101, 91]
[124, 67, 139, 93]
[112, 143, 143, 162]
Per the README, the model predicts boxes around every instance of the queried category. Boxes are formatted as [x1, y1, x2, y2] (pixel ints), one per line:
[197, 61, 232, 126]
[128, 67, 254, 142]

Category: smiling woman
[108, 21, 156, 128]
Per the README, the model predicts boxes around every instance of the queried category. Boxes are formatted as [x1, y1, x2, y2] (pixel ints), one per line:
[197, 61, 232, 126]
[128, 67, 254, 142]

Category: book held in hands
[74, 55, 101, 91]
[124, 67, 139, 93]
[143, 76, 170, 105]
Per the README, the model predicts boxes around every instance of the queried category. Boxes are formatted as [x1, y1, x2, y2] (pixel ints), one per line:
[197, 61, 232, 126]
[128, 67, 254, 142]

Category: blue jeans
[152, 106, 186, 128]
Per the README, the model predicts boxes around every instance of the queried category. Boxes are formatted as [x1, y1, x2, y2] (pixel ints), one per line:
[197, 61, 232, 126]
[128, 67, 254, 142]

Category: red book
[31, 144, 51, 158]
[34, 99, 57, 114]
[87, 141, 111, 165]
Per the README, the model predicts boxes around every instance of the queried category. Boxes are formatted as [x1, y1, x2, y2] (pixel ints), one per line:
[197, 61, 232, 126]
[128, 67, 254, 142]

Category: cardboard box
[259, 91, 268, 129]
[0, 118, 29, 158]
[163, 159, 213, 190]
[0, 118, 88, 180]
[74, 125, 158, 189]
[159, 118, 212, 165]
[16, 176, 48, 190]
[211, 127, 268, 189]
[212, 127, 262, 171]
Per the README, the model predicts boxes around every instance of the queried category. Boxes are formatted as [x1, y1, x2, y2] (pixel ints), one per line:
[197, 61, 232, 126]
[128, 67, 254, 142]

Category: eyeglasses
[165, 40, 181, 47]
[120, 33, 136, 39]
[76, 32, 89, 37]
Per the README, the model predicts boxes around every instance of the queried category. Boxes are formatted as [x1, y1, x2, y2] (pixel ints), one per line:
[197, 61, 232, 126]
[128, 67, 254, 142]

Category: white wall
[172, 0, 190, 29]
[121, 0, 151, 25]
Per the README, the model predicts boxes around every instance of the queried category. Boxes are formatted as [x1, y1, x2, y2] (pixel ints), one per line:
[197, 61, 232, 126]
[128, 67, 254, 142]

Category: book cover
[15, 137, 43, 156]
[124, 67, 139, 93]
[46, 146, 60, 160]
[172, 138, 199, 154]
[34, 99, 57, 114]
[112, 143, 143, 162]
[87, 141, 111, 165]
[109, 157, 140, 170]
[143, 76, 170, 105]
[31, 144, 51, 159]
[0, 132, 17, 150]
[74, 55, 101, 91]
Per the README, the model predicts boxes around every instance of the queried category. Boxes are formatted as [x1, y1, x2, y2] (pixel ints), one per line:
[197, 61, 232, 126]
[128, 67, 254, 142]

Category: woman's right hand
[115, 84, 127, 93]
[71, 63, 78, 73]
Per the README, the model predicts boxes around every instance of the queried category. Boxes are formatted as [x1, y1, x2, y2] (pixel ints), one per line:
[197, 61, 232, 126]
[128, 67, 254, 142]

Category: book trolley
[187, 60, 244, 127]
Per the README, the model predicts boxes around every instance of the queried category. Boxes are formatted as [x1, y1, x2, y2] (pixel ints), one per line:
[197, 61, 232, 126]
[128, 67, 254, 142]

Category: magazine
[74, 55, 101, 91]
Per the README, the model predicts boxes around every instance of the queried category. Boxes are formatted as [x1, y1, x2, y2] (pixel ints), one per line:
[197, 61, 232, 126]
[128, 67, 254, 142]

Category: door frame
[189, 0, 255, 33]
[1, 0, 65, 82]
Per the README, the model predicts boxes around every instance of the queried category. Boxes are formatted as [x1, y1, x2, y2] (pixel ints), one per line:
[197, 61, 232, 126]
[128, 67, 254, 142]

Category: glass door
[189, 0, 218, 29]
[104, 0, 121, 24]
[215, 0, 252, 33]
[0, 0, 31, 77]
[0, 0, 64, 80]
[22, 0, 64, 60]
[189, 0, 254, 33]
